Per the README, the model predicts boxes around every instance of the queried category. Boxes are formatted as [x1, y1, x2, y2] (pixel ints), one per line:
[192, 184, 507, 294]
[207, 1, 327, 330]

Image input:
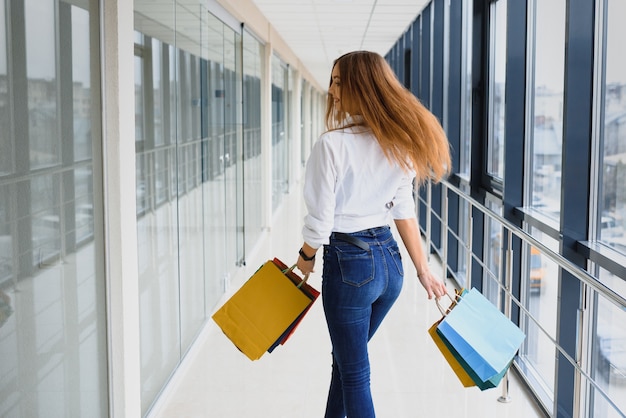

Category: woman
[296, 51, 451, 418]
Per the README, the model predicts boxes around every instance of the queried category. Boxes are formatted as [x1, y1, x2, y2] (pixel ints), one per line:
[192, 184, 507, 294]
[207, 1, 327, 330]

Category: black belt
[334, 233, 370, 251]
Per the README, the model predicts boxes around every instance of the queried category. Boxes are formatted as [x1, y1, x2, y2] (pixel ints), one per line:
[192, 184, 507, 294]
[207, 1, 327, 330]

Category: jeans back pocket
[336, 247, 374, 287]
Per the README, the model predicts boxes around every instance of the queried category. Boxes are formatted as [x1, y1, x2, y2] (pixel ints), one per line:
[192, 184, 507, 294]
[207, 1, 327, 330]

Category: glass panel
[242, 30, 264, 258]
[0, 0, 11, 175]
[0, 183, 12, 281]
[155, 148, 168, 205]
[135, 39, 145, 144]
[223, 27, 243, 268]
[590, 267, 626, 417]
[518, 227, 558, 413]
[483, 198, 503, 304]
[176, 50, 188, 197]
[202, 12, 226, 312]
[179, 51, 191, 145]
[456, 0, 473, 289]
[26, 0, 60, 170]
[134, 4, 181, 414]
[300, 80, 308, 165]
[599, 0, 626, 253]
[176, 3, 205, 354]
[0, 2, 108, 416]
[455, 186, 470, 289]
[72, 7, 91, 162]
[271, 55, 288, 211]
[136, 196, 180, 415]
[529, 0, 565, 219]
[74, 166, 93, 243]
[460, 0, 473, 177]
[486, 0, 506, 180]
[169, 44, 177, 144]
[136, 153, 148, 215]
[152, 38, 164, 147]
[31, 174, 61, 264]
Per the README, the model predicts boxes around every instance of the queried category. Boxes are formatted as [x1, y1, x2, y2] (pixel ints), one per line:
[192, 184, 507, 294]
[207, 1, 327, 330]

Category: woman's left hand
[417, 270, 447, 300]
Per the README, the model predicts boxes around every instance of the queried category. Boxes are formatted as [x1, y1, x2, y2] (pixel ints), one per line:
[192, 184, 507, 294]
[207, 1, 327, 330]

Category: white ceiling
[134, 0, 428, 90]
[251, 0, 429, 88]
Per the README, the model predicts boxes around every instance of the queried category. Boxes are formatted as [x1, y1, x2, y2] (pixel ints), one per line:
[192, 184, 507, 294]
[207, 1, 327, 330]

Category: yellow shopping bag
[212, 260, 314, 360]
[429, 319, 476, 388]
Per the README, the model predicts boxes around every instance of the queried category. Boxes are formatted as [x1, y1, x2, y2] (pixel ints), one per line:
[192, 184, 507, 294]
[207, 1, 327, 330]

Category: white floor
[148, 189, 547, 418]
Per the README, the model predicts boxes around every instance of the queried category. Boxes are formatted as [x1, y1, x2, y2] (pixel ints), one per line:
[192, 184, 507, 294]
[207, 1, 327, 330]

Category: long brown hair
[325, 51, 451, 184]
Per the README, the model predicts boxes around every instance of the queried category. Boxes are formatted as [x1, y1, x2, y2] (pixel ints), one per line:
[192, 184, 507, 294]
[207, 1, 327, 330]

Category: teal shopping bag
[436, 288, 526, 382]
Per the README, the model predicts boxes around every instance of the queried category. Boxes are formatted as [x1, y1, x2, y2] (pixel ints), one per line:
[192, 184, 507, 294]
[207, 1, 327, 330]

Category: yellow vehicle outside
[530, 247, 544, 294]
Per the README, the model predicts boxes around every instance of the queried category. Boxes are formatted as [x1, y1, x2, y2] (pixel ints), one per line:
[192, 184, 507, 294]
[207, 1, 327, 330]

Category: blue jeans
[322, 226, 404, 418]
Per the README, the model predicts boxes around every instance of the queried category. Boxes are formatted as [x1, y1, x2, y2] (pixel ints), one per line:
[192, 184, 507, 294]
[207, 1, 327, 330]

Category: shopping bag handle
[283, 264, 311, 288]
[435, 291, 463, 317]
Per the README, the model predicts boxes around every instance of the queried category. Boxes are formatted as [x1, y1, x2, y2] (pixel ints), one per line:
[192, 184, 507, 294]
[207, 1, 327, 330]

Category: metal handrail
[439, 180, 626, 310]
[425, 179, 626, 415]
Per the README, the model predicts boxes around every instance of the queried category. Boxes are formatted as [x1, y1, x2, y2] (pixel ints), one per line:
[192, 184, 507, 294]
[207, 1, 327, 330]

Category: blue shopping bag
[436, 288, 526, 382]
[436, 325, 512, 390]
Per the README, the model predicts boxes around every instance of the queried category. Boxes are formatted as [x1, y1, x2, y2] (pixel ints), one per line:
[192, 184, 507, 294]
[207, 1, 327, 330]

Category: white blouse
[302, 124, 417, 249]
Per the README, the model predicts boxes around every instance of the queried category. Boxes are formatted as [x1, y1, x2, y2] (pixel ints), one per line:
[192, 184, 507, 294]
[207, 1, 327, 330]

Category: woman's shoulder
[316, 129, 377, 153]
[319, 127, 372, 141]
[315, 130, 344, 148]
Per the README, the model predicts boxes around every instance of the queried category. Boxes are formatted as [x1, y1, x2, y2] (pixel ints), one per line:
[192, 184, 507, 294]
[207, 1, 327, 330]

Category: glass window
[242, 30, 264, 254]
[599, 0, 626, 253]
[201, 12, 227, 315]
[0, 2, 108, 416]
[528, 0, 565, 219]
[486, 0, 507, 180]
[590, 267, 626, 417]
[155, 148, 168, 204]
[135, 35, 145, 144]
[176, 5, 206, 356]
[152, 38, 164, 147]
[190, 54, 200, 143]
[169, 44, 177, 144]
[0, 183, 11, 282]
[459, 0, 473, 177]
[133, 4, 248, 413]
[271, 55, 288, 211]
[223, 28, 244, 267]
[300, 79, 309, 164]
[176, 51, 188, 196]
[26, 0, 60, 170]
[135, 153, 148, 215]
[455, 185, 471, 289]
[483, 198, 503, 303]
[133, 9, 181, 413]
[518, 228, 559, 413]
[208, 55, 224, 178]
[31, 174, 61, 263]
[455, 0, 473, 290]
[0, 0, 10, 175]
[179, 51, 191, 143]
[74, 166, 93, 243]
[72, 6, 91, 162]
